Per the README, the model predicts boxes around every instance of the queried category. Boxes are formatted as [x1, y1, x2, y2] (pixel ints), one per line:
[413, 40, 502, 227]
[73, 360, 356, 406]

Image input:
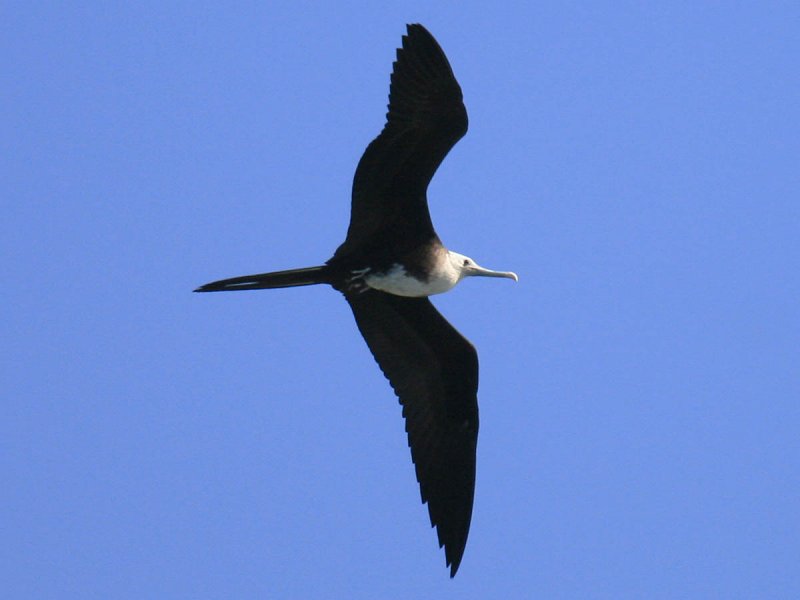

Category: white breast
[365, 262, 459, 297]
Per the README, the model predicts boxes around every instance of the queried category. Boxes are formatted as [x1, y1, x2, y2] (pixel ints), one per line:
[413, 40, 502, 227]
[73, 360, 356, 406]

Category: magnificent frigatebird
[196, 24, 517, 577]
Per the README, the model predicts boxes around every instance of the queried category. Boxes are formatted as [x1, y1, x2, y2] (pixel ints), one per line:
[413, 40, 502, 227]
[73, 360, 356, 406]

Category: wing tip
[426, 501, 469, 578]
[445, 541, 466, 577]
[448, 558, 462, 578]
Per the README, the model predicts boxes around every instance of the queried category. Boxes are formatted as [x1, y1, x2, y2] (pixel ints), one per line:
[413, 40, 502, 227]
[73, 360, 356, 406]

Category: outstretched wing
[346, 291, 479, 577]
[335, 24, 468, 258]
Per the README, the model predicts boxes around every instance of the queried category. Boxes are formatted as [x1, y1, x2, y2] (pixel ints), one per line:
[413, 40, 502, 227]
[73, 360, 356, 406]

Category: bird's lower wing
[345, 291, 479, 577]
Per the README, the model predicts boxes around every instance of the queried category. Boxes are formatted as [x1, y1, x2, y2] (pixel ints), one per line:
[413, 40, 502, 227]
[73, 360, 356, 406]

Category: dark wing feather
[335, 24, 468, 258]
[346, 291, 479, 577]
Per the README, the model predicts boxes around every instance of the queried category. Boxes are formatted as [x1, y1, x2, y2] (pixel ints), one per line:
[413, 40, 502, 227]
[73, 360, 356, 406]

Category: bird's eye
[463, 259, 469, 266]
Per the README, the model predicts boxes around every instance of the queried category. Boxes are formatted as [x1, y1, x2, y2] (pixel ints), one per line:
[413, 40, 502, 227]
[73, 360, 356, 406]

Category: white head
[447, 251, 518, 284]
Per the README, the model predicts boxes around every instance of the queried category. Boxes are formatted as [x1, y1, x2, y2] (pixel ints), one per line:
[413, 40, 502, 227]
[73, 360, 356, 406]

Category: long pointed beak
[466, 265, 519, 281]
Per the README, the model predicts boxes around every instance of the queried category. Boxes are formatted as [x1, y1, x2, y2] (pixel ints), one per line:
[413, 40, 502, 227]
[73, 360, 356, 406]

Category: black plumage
[197, 24, 514, 577]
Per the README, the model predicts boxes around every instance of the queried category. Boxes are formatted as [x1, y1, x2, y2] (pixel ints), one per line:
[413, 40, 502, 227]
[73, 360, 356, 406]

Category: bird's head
[447, 251, 518, 284]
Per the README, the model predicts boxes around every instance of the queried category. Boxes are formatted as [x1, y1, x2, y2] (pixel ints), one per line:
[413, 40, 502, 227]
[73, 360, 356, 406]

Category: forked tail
[194, 266, 329, 292]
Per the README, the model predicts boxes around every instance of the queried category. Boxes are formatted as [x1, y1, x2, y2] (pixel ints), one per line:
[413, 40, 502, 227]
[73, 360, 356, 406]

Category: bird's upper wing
[335, 24, 468, 258]
[345, 291, 478, 577]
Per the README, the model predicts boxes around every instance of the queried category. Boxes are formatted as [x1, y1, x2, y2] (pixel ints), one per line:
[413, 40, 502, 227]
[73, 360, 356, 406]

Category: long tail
[194, 266, 329, 292]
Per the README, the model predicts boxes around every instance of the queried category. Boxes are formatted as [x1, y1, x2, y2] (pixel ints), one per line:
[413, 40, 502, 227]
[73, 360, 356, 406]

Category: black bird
[196, 24, 517, 577]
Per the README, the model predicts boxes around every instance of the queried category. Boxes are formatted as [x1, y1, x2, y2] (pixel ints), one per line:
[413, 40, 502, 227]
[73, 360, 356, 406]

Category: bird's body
[366, 255, 457, 297]
[196, 24, 516, 577]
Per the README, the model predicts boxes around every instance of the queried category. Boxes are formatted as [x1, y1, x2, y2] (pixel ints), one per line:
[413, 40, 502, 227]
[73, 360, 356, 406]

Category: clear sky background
[3, 3, 799, 599]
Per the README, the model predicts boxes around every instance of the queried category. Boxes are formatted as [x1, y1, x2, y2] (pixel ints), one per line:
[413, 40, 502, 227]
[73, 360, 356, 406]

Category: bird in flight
[196, 24, 517, 577]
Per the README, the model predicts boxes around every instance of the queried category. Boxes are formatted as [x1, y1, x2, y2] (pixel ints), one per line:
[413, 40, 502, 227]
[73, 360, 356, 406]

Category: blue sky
[3, 2, 799, 598]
